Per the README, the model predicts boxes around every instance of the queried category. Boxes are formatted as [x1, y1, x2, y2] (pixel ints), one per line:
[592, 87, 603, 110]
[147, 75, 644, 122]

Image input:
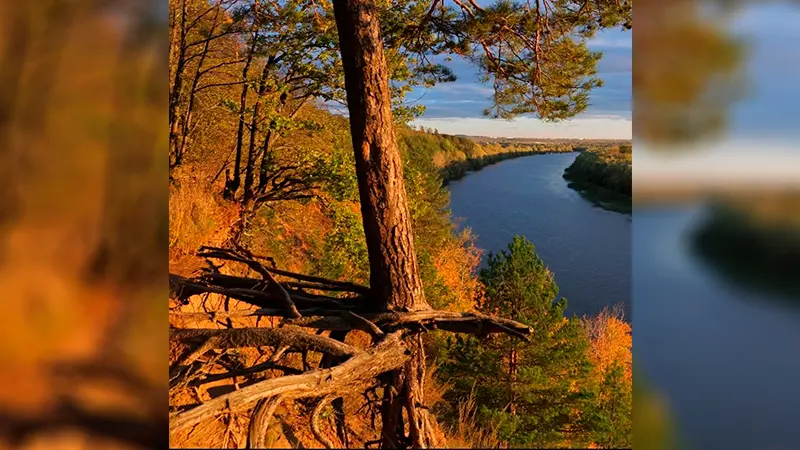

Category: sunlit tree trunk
[168, 0, 187, 171]
[331, 0, 428, 313]
[223, 29, 257, 201]
[332, 0, 434, 447]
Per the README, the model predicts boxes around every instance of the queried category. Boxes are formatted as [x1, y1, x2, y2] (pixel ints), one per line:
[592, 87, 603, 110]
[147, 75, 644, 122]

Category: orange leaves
[583, 305, 632, 385]
[432, 229, 483, 312]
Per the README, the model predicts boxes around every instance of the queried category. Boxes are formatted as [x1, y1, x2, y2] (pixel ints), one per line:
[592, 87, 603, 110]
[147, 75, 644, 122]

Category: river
[446, 151, 631, 317]
[635, 205, 800, 450]
[448, 152, 800, 449]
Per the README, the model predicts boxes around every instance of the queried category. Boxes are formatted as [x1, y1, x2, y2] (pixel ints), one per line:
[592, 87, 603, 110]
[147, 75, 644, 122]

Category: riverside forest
[563, 144, 633, 213]
[168, 0, 633, 448]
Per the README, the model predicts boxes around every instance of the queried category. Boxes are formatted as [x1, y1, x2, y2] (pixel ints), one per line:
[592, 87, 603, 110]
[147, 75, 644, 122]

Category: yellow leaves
[432, 230, 483, 312]
[582, 306, 632, 385]
[432, 151, 448, 168]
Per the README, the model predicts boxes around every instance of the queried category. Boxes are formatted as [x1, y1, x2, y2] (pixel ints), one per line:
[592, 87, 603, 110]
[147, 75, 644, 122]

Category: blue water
[634, 205, 800, 450]
[446, 152, 800, 449]
[446, 152, 631, 317]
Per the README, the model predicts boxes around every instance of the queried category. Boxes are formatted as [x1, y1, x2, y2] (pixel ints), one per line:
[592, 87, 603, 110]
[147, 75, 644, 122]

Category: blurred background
[634, 0, 800, 449]
[2, 0, 799, 448]
[0, 0, 166, 448]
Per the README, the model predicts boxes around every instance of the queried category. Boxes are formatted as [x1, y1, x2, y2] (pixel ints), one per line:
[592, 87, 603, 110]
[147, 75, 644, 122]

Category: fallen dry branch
[170, 274, 358, 312]
[170, 307, 532, 342]
[311, 395, 336, 449]
[197, 246, 370, 294]
[170, 327, 360, 359]
[286, 310, 532, 341]
[248, 395, 284, 449]
[169, 331, 409, 433]
[188, 360, 303, 387]
[200, 273, 365, 301]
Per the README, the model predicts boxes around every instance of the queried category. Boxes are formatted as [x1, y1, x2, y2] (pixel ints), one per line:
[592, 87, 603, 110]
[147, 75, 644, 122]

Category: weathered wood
[310, 395, 336, 449]
[170, 327, 360, 359]
[287, 310, 532, 341]
[338, 310, 385, 341]
[248, 395, 284, 449]
[170, 309, 532, 341]
[261, 268, 302, 318]
[196, 247, 370, 294]
[169, 332, 409, 433]
[187, 360, 302, 387]
[169, 274, 351, 312]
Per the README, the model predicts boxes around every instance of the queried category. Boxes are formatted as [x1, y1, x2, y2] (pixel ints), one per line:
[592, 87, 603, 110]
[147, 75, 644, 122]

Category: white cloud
[587, 36, 632, 49]
[635, 138, 800, 187]
[411, 115, 632, 139]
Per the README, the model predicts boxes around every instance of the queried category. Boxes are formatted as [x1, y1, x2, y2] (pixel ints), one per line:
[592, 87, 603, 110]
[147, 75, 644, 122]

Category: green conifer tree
[439, 235, 598, 447]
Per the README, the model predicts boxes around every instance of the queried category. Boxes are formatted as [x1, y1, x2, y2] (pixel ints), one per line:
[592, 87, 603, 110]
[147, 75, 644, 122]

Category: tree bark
[223, 27, 258, 200]
[332, 0, 428, 313]
[332, 1, 434, 447]
[168, 0, 188, 170]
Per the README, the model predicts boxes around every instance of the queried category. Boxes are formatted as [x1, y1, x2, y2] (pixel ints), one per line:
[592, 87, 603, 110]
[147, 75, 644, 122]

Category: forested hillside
[168, 0, 632, 447]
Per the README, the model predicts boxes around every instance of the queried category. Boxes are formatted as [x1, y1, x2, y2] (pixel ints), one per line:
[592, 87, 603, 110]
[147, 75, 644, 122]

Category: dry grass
[441, 388, 502, 449]
[169, 173, 240, 257]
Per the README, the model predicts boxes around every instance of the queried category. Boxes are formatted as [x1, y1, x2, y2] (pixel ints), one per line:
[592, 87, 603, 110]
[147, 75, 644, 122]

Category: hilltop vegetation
[170, 103, 633, 447]
[407, 129, 627, 184]
[563, 144, 632, 213]
[168, 0, 632, 447]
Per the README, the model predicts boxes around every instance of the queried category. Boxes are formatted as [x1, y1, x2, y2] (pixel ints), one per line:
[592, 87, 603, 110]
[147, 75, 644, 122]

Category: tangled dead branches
[169, 246, 531, 448]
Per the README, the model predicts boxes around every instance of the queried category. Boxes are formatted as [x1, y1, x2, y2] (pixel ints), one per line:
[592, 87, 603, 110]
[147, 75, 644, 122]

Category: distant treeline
[691, 199, 800, 301]
[563, 144, 632, 197]
[401, 129, 627, 185]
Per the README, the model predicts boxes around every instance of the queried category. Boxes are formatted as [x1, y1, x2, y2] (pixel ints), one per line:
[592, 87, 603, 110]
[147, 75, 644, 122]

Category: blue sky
[410, 27, 633, 139]
[637, 3, 800, 186]
[726, 3, 800, 140]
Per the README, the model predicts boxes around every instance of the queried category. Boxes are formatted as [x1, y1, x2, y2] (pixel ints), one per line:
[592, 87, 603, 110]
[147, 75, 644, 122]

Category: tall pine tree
[439, 235, 598, 447]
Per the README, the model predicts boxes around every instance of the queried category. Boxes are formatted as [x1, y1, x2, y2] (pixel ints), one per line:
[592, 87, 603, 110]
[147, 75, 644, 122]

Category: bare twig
[339, 311, 385, 341]
[310, 395, 335, 449]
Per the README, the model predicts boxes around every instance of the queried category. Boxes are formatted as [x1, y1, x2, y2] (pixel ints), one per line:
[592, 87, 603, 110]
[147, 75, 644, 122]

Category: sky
[409, 28, 633, 139]
[636, 3, 800, 187]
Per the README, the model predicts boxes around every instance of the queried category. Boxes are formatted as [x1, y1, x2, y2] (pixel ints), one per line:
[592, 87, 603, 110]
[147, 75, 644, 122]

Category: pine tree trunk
[331, 1, 434, 447]
[331, 0, 428, 313]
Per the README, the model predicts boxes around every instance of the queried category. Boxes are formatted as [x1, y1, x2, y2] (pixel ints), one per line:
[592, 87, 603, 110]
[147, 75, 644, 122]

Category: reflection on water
[635, 205, 800, 450]
[689, 201, 800, 305]
[448, 152, 631, 317]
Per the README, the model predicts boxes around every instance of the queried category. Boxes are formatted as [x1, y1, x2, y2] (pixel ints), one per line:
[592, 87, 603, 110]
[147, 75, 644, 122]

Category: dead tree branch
[170, 327, 360, 359]
[248, 395, 284, 449]
[169, 331, 409, 433]
[310, 395, 336, 449]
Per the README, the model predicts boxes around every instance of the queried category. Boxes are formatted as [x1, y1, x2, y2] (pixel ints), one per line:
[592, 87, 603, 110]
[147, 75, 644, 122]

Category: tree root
[248, 395, 284, 449]
[310, 395, 335, 449]
[169, 249, 535, 448]
[169, 331, 409, 434]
